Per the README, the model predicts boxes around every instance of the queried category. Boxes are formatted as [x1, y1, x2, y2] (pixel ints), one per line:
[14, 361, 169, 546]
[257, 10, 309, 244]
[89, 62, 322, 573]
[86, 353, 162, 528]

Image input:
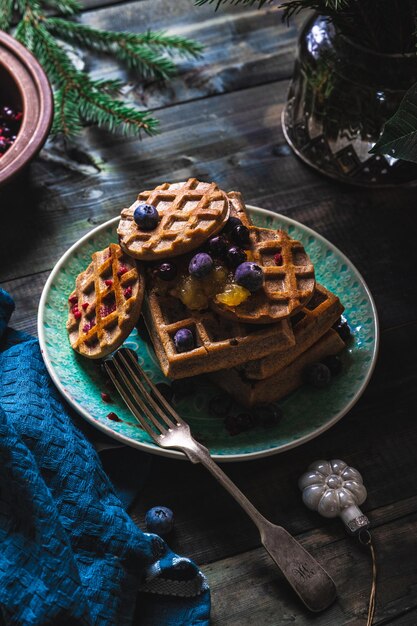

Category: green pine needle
[5, 0, 203, 138]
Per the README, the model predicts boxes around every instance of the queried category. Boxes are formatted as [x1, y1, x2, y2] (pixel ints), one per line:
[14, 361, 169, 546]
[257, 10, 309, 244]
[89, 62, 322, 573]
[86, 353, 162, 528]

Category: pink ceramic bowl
[0, 31, 53, 186]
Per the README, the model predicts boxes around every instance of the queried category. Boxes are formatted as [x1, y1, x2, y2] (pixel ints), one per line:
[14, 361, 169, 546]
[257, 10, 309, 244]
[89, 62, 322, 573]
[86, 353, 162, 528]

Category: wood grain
[1, 1, 416, 623]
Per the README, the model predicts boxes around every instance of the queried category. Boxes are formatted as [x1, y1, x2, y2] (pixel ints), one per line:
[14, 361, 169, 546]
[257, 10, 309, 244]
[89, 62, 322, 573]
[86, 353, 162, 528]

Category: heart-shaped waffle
[66, 243, 145, 359]
[211, 227, 315, 324]
[117, 178, 230, 261]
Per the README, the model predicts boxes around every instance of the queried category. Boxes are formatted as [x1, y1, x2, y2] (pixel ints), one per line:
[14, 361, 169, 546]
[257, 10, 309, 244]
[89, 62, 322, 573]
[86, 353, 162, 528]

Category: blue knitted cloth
[0, 289, 210, 626]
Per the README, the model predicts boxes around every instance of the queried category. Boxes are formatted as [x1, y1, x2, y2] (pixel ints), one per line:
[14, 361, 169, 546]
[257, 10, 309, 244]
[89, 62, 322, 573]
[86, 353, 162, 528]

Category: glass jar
[282, 14, 417, 186]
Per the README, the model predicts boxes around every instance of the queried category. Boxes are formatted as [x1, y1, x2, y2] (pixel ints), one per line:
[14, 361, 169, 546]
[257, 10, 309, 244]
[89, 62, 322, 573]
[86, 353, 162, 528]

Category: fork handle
[184, 442, 336, 612]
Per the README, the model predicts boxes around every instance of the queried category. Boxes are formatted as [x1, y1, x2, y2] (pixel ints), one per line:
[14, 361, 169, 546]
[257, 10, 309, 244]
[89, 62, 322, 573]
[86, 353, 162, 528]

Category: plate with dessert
[38, 179, 379, 461]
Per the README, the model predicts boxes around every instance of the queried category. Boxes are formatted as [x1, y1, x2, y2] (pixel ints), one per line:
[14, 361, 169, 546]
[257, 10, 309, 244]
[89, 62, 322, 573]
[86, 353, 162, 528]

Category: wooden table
[2, 2, 417, 624]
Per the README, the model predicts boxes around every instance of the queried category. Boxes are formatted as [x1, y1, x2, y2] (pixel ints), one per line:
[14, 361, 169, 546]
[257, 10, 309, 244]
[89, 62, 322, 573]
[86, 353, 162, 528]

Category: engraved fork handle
[184, 440, 336, 613]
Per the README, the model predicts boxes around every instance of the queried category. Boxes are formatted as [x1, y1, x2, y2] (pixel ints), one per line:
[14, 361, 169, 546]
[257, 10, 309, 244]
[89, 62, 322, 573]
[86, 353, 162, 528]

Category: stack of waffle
[67, 179, 346, 407]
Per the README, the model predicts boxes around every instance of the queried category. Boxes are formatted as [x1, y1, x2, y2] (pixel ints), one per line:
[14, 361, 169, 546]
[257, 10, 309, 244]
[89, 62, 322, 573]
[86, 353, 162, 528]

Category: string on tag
[359, 530, 377, 626]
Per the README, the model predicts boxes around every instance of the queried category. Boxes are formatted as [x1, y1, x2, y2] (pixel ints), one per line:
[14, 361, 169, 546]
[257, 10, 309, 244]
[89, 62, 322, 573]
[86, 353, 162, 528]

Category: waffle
[227, 190, 252, 227]
[210, 328, 345, 407]
[67, 243, 145, 359]
[242, 284, 344, 379]
[142, 287, 295, 379]
[117, 178, 230, 261]
[211, 226, 316, 324]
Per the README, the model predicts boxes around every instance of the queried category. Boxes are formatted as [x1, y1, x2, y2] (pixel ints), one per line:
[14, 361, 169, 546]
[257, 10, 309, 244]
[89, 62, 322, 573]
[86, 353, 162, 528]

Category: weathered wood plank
[2, 77, 417, 331]
[202, 511, 417, 625]
[81, 0, 298, 109]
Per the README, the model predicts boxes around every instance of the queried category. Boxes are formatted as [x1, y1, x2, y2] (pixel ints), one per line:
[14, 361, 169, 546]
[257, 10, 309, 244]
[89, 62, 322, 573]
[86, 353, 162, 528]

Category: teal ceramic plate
[38, 207, 379, 462]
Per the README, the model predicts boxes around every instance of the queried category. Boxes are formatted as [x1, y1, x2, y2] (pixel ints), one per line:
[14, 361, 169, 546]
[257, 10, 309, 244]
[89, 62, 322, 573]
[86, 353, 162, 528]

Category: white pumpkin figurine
[299, 459, 370, 534]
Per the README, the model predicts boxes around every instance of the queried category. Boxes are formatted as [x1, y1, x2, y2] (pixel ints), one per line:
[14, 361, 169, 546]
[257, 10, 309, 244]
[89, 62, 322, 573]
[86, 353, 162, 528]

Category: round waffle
[210, 227, 316, 324]
[66, 243, 145, 359]
[117, 178, 230, 261]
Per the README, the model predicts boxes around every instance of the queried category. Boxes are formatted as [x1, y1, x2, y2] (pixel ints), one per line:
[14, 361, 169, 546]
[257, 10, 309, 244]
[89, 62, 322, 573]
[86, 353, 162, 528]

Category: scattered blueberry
[225, 246, 247, 269]
[230, 224, 250, 248]
[145, 506, 174, 536]
[322, 354, 343, 376]
[189, 252, 214, 278]
[155, 262, 177, 281]
[333, 316, 352, 342]
[207, 234, 229, 257]
[171, 378, 194, 399]
[208, 393, 233, 417]
[304, 362, 332, 388]
[256, 403, 283, 427]
[174, 328, 195, 353]
[155, 382, 174, 402]
[234, 262, 264, 292]
[223, 216, 242, 234]
[225, 412, 255, 435]
[133, 203, 159, 230]
[106, 412, 122, 422]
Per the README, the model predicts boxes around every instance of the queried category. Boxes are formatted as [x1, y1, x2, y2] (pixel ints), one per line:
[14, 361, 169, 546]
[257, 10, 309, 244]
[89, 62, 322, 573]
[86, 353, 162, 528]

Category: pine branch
[3, 0, 203, 139]
[0, 0, 14, 31]
[195, 0, 272, 7]
[44, 18, 177, 79]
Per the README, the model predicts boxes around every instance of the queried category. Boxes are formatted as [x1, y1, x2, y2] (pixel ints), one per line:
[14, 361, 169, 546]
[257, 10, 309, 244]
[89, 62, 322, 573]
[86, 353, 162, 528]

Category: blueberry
[304, 362, 332, 388]
[189, 252, 213, 278]
[225, 246, 247, 269]
[174, 328, 195, 353]
[230, 224, 250, 248]
[223, 216, 242, 234]
[145, 506, 174, 536]
[333, 316, 352, 342]
[171, 378, 194, 399]
[155, 262, 177, 281]
[155, 382, 173, 402]
[225, 412, 255, 435]
[208, 393, 233, 417]
[1, 106, 14, 120]
[207, 235, 229, 257]
[322, 354, 343, 376]
[257, 403, 283, 427]
[133, 203, 159, 230]
[234, 262, 264, 292]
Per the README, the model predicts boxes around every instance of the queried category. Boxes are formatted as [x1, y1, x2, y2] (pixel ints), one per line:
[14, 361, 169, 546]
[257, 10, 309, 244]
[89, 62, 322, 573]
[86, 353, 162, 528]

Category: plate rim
[38, 206, 380, 462]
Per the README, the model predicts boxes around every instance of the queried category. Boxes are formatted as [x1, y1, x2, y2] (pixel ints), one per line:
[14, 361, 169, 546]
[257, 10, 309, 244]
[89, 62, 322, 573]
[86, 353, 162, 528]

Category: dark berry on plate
[1, 106, 14, 120]
[304, 362, 332, 388]
[189, 252, 214, 278]
[322, 354, 343, 376]
[174, 328, 195, 353]
[234, 262, 264, 292]
[155, 382, 174, 402]
[225, 246, 247, 269]
[155, 262, 177, 281]
[225, 412, 255, 435]
[208, 234, 229, 257]
[333, 316, 352, 342]
[101, 392, 112, 403]
[208, 393, 233, 417]
[257, 403, 283, 427]
[230, 224, 250, 248]
[274, 252, 283, 266]
[145, 506, 174, 535]
[223, 216, 242, 234]
[133, 202, 159, 230]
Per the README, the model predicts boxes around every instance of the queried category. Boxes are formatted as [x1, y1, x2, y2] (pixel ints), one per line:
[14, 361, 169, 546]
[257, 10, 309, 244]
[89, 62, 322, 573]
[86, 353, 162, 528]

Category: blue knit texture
[0, 289, 210, 626]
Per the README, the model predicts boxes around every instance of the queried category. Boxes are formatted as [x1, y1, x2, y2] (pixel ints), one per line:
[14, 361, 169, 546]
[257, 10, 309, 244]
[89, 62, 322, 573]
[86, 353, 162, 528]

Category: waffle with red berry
[210, 328, 345, 407]
[241, 284, 344, 379]
[67, 243, 145, 359]
[117, 178, 230, 261]
[210, 227, 316, 325]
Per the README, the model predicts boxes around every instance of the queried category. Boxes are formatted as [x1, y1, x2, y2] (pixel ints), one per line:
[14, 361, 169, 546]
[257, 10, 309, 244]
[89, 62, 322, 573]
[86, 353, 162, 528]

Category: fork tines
[104, 348, 183, 441]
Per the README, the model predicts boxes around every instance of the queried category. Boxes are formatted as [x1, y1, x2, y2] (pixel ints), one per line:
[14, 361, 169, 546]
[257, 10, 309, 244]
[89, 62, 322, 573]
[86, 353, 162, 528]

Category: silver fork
[104, 348, 336, 613]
